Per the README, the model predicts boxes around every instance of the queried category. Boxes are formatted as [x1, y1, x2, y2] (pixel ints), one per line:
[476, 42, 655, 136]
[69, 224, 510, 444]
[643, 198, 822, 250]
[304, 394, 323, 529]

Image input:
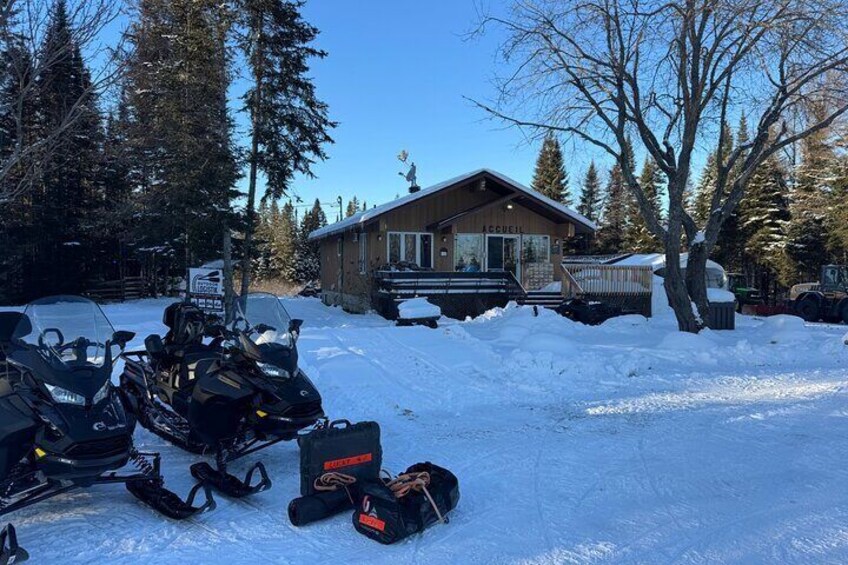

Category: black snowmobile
[119, 292, 325, 498]
[0, 296, 215, 563]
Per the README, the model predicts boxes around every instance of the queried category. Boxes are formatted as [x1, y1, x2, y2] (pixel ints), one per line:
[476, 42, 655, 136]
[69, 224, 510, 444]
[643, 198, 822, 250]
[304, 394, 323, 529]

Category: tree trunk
[223, 228, 235, 324]
[685, 242, 711, 328]
[240, 10, 264, 298]
[662, 177, 700, 333]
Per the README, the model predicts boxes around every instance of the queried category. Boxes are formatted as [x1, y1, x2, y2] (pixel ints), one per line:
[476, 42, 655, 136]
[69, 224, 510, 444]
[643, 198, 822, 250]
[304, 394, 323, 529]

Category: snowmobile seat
[170, 345, 220, 416]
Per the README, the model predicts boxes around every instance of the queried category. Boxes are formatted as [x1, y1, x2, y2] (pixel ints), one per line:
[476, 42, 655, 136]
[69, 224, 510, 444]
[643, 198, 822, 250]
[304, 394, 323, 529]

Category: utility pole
[337, 195, 343, 221]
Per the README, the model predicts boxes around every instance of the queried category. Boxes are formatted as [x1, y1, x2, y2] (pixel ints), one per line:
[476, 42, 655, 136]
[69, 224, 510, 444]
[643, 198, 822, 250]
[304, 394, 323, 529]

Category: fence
[561, 263, 654, 317]
[372, 270, 526, 320]
[84, 276, 153, 303]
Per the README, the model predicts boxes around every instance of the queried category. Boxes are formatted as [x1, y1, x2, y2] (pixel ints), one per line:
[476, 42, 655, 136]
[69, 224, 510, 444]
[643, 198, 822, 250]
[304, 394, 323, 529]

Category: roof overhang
[309, 168, 597, 241]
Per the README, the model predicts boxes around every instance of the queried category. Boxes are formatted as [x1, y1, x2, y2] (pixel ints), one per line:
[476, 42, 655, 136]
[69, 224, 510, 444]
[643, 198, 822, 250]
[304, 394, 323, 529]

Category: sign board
[187, 268, 225, 314]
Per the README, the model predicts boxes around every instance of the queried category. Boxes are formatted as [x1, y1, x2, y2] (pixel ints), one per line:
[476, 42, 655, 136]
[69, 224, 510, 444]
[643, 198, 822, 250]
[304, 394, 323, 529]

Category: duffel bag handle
[329, 419, 352, 429]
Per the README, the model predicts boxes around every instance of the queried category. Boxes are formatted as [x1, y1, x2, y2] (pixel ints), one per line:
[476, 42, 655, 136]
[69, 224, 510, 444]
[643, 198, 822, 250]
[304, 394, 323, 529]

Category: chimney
[409, 184, 421, 194]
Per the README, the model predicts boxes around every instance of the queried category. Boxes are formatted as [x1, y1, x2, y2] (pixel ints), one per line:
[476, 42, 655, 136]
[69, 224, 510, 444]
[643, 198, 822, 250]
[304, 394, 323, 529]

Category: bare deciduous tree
[0, 0, 124, 203]
[474, 0, 848, 332]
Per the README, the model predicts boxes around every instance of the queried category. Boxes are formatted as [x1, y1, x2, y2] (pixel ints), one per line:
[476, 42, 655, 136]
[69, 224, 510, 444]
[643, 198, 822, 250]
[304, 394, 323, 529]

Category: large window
[455, 234, 484, 272]
[522, 235, 550, 263]
[387, 232, 433, 268]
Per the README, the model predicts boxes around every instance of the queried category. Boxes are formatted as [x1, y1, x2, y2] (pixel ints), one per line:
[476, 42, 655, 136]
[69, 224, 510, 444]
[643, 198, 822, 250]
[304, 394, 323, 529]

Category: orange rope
[385, 471, 445, 524]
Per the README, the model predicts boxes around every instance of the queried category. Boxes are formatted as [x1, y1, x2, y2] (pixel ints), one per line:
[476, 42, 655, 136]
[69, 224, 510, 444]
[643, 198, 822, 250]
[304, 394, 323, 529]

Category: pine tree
[577, 161, 601, 222]
[595, 143, 634, 254]
[625, 157, 664, 252]
[124, 0, 239, 272]
[531, 133, 571, 205]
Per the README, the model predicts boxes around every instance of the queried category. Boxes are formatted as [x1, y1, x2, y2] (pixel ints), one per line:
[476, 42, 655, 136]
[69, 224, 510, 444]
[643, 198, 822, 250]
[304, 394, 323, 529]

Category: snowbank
[708, 288, 736, 303]
[397, 297, 440, 320]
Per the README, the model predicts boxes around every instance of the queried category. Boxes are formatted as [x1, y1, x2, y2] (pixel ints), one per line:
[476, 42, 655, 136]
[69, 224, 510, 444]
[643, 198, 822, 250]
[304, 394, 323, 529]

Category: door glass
[487, 236, 504, 270]
[419, 234, 432, 269]
[504, 237, 519, 278]
[388, 233, 401, 263]
[403, 234, 417, 263]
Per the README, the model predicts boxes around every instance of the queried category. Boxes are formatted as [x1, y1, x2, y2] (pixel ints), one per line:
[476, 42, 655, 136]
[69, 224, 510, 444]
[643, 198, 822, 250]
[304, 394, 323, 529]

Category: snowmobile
[119, 293, 325, 498]
[0, 296, 215, 563]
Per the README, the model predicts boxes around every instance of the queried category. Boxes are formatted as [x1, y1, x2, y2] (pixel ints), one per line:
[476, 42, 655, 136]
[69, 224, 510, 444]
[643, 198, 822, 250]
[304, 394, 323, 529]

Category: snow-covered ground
[7, 297, 848, 563]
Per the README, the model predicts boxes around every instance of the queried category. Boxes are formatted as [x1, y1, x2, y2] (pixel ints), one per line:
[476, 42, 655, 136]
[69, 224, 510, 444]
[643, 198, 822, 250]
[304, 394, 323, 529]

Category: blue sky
[283, 0, 606, 220]
[97, 1, 669, 219]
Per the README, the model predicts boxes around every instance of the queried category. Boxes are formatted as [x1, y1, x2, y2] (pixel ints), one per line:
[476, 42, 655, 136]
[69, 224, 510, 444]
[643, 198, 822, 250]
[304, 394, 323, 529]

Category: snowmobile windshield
[12, 296, 117, 372]
[234, 292, 293, 349]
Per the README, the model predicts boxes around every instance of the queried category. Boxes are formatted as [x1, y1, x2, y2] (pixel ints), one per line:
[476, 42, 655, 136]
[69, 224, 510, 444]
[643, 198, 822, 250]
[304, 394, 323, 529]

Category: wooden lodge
[308, 169, 597, 319]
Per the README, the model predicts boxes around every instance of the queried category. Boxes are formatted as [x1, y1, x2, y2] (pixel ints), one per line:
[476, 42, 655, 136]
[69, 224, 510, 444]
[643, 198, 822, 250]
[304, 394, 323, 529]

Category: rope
[385, 471, 446, 524]
[313, 472, 357, 504]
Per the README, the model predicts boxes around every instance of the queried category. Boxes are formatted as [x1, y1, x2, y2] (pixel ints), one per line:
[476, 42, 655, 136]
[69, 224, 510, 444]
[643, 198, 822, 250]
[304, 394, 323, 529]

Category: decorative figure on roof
[397, 150, 419, 190]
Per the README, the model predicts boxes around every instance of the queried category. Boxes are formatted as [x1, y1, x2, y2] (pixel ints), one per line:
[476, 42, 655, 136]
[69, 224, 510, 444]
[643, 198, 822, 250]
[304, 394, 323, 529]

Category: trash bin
[708, 301, 735, 330]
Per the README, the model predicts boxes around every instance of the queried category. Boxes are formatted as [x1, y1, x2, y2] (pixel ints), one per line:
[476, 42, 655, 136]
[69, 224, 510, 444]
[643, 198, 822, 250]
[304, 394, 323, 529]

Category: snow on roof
[612, 253, 725, 273]
[308, 168, 598, 241]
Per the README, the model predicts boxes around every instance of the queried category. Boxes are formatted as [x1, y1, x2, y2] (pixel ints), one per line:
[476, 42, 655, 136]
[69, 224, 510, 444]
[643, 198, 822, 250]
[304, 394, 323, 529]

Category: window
[387, 232, 433, 268]
[454, 234, 484, 272]
[522, 235, 550, 263]
[358, 233, 367, 274]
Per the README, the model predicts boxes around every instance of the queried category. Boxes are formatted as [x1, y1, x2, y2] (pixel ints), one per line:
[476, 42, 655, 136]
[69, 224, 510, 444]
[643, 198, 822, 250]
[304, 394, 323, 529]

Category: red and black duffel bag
[352, 462, 460, 544]
[298, 420, 382, 496]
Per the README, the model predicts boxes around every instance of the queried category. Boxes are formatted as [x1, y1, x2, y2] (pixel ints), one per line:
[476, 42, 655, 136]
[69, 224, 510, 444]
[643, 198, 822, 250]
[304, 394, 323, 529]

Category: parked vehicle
[727, 273, 763, 312]
[119, 293, 325, 498]
[792, 265, 848, 323]
[0, 297, 214, 562]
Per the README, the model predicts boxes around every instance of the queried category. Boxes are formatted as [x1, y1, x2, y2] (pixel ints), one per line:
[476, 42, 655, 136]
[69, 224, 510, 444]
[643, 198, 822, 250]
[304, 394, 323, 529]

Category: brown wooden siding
[319, 177, 580, 299]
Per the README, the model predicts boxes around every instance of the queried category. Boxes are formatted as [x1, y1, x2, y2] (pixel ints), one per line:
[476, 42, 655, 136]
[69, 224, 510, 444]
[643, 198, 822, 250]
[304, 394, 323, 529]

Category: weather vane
[397, 150, 418, 190]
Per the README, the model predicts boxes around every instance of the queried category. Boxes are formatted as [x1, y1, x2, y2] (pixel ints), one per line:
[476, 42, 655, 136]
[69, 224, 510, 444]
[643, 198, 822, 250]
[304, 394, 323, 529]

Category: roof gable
[308, 168, 597, 241]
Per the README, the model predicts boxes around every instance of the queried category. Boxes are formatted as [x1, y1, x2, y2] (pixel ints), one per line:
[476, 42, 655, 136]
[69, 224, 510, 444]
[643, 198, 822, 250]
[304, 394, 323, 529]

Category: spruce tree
[295, 198, 326, 283]
[740, 153, 789, 292]
[577, 161, 601, 222]
[124, 0, 239, 272]
[625, 157, 664, 252]
[595, 143, 633, 254]
[234, 0, 336, 295]
[531, 133, 571, 205]
[345, 196, 360, 218]
[30, 0, 104, 295]
[0, 31, 34, 301]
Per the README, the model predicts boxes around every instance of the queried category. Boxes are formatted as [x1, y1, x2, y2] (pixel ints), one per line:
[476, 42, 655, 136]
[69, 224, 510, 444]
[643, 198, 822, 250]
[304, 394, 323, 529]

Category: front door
[486, 235, 520, 279]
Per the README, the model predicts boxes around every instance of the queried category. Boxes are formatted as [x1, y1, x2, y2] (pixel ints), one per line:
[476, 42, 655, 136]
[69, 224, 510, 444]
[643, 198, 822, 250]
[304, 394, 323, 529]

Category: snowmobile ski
[0, 524, 27, 564]
[190, 461, 272, 498]
[125, 478, 215, 520]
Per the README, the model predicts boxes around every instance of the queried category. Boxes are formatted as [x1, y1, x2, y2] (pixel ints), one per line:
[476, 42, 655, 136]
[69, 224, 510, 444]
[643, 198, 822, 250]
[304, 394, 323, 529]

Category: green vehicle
[727, 273, 763, 312]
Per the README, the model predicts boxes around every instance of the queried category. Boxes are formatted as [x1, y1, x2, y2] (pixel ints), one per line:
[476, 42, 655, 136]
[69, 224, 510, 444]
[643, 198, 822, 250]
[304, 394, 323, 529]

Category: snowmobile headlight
[257, 362, 289, 378]
[92, 381, 110, 405]
[44, 383, 86, 406]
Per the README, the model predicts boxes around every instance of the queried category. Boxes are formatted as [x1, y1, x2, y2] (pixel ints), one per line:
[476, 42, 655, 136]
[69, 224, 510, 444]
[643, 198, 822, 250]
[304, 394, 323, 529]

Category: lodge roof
[308, 168, 598, 241]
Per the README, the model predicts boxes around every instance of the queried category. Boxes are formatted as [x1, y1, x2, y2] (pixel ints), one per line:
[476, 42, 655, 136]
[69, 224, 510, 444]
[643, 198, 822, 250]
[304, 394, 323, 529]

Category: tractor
[727, 273, 763, 313]
[792, 265, 848, 323]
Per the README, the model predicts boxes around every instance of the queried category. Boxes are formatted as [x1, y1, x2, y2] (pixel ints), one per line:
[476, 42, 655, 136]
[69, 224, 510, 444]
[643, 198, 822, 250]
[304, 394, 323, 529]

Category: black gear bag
[298, 420, 382, 496]
[352, 462, 460, 544]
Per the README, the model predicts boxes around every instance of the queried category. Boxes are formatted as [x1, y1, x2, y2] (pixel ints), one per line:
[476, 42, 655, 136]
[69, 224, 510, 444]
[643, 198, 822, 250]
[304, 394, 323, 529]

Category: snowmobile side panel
[188, 372, 254, 446]
[0, 395, 38, 480]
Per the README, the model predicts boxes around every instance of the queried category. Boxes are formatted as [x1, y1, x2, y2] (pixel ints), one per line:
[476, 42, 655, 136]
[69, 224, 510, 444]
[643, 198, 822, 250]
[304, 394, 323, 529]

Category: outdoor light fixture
[505, 203, 514, 210]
